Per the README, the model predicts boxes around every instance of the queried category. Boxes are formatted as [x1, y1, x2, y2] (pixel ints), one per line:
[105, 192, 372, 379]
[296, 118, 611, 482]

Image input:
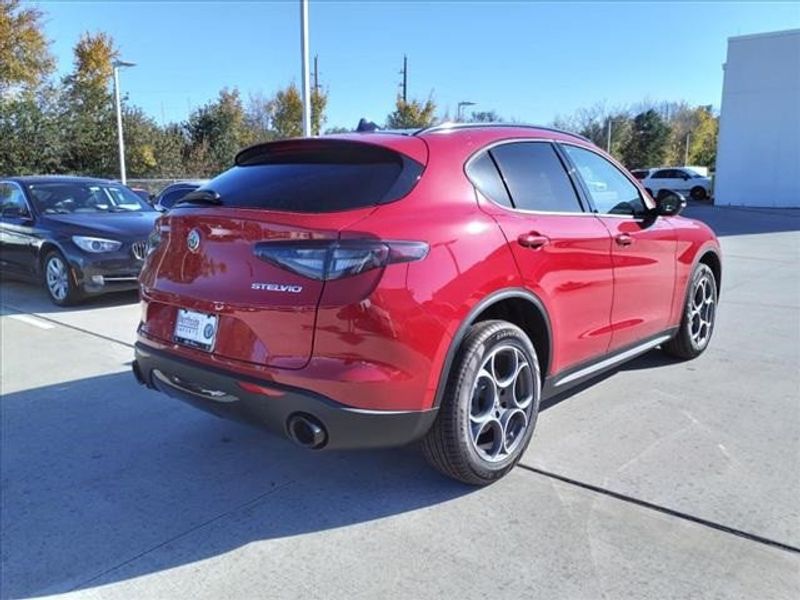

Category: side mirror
[655, 191, 686, 217]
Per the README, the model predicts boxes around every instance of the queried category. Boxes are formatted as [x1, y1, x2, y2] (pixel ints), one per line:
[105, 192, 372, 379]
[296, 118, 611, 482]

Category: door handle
[517, 232, 550, 249]
[615, 233, 633, 247]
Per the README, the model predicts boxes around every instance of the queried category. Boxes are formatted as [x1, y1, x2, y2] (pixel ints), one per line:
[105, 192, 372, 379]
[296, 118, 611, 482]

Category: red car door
[560, 144, 677, 351]
[467, 142, 615, 375]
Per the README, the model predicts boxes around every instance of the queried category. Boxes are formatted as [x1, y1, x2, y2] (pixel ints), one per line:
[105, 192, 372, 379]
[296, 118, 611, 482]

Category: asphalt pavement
[1, 205, 798, 599]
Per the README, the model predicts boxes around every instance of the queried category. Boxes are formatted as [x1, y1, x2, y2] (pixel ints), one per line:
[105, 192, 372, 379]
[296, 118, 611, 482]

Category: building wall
[715, 29, 800, 207]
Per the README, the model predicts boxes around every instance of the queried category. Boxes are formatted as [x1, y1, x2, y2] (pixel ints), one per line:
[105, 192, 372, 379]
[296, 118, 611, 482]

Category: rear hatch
[139, 137, 426, 369]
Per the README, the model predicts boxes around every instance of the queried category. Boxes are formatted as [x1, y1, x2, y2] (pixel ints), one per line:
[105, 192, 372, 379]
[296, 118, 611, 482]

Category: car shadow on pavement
[0, 280, 139, 315]
[540, 349, 679, 412]
[0, 371, 471, 599]
[682, 205, 800, 236]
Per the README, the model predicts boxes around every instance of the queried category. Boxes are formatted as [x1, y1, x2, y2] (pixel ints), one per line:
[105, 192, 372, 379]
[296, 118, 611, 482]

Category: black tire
[690, 186, 708, 201]
[662, 263, 717, 359]
[422, 320, 542, 485]
[42, 250, 82, 306]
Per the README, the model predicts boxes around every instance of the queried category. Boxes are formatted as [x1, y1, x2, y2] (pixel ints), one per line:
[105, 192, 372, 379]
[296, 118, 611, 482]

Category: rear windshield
[193, 141, 424, 212]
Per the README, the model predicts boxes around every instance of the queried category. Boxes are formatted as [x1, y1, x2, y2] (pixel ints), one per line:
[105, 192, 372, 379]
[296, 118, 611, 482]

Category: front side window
[561, 145, 647, 216]
[0, 183, 29, 217]
[489, 142, 583, 213]
[27, 182, 153, 214]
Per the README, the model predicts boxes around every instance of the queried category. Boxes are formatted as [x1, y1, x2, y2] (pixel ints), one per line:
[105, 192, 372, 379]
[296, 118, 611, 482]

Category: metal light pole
[606, 117, 612, 153]
[300, 0, 311, 136]
[684, 132, 691, 165]
[457, 101, 476, 122]
[112, 59, 135, 184]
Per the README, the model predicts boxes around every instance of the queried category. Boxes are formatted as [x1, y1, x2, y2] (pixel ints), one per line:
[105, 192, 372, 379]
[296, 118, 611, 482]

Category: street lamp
[457, 101, 476, 122]
[300, 0, 311, 136]
[112, 59, 136, 184]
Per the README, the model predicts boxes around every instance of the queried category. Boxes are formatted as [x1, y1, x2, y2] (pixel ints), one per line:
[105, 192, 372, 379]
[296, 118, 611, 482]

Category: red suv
[133, 124, 721, 485]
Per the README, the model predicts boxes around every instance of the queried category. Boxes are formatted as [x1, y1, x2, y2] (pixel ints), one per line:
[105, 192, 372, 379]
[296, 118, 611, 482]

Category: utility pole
[684, 132, 691, 165]
[606, 117, 612, 153]
[300, 0, 311, 137]
[399, 54, 408, 102]
[313, 54, 319, 93]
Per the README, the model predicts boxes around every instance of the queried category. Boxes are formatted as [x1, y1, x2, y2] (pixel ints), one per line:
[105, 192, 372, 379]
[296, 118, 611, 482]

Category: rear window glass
[195, 141, 424, 212]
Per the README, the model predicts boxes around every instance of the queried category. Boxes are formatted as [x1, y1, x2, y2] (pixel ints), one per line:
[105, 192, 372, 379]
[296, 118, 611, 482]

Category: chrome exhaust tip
[286, 413, 328, 450]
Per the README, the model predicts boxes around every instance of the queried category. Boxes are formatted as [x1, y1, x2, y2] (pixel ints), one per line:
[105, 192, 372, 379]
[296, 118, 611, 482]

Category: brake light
[253, 240, 429, 281]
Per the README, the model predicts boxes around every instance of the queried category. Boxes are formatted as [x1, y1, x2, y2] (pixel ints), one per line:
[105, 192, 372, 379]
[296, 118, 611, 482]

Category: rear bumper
[133, 342, 438, 450]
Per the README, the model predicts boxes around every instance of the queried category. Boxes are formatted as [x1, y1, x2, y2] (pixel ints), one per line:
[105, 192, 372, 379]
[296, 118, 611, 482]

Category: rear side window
[465, 152, 512, 207]
[199, 141, 424, 212]
[490, 142, 583, 213]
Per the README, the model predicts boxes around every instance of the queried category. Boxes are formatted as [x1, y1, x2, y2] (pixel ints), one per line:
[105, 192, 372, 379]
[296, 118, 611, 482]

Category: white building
[715, 29, 800, 207]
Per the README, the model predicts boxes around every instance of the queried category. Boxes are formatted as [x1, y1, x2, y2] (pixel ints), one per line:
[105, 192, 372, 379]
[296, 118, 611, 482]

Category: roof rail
[414, 122, 592, 143]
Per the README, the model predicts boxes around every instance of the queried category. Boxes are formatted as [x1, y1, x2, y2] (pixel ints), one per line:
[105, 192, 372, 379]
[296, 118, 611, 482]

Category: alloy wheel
[689, 272, 715, 349]
[468, 344, 536, 463]
[46, 256, 69, 301]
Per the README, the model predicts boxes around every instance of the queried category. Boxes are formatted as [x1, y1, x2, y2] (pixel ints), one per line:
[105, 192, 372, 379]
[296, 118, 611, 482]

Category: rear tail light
[253, 239, 428, 281]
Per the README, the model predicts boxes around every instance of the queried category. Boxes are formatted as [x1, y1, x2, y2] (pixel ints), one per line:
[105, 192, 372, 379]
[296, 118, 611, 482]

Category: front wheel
[43, 251, 82, 306]
[663, 263, 717, 359]
[690, 186, 708, 201]
[422, 320, 541, 485]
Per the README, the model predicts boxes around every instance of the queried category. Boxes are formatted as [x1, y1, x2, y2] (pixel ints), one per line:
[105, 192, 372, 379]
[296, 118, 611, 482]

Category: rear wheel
[663, 263, 717, 359]
[690, 186, 708, 201]
[422, 320, 541, 485]
[43, 251, 82, 306]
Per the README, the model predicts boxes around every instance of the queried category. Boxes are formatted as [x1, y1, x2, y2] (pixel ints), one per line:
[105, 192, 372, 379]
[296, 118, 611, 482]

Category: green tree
[60, 32, 119, 177]
[0, 0, 54, 94]
[121, 106, 162, 177]
[662, 102, 695, 166]
[620, 109, 670, 169]
[153, 123, 188, 178]
[688, 106, 718, 168]
[468, 110, 501, 123]
[186, 88, 250, 174]
[265, 83, 329, 138]
[386, 96, 436, 129]
[0, 84, 63, 174]
[271, 84, 303, 138]
[311, 87, 328, 136]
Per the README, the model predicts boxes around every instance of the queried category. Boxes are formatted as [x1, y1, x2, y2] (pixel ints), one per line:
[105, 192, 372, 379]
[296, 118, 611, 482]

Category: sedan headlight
[72, 236, 122, 253]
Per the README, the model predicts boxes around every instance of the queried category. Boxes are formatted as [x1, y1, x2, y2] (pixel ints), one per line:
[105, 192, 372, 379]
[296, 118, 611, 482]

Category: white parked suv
[641, 167, 712, 201]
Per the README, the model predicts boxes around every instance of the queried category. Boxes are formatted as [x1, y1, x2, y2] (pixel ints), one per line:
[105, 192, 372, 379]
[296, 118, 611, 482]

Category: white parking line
[7, 314, 55, 330]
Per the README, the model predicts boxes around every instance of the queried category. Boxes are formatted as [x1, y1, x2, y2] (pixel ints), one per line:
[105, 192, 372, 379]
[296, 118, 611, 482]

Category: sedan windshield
[27, 182, 153, 214]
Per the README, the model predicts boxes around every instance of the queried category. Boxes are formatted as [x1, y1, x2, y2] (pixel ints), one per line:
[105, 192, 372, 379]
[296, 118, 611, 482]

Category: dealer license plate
[173, 308, 218, 351]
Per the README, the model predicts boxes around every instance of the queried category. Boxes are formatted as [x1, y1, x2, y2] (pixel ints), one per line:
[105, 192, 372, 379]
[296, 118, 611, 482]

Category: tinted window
[489, 142, 583, 213]
[465, 152, 512, 207]
[651, 169, 672, 179]
[26, 182, 152, 214]
[631, 170, 648, 180]
[0, 183, 29, 216]
[197, 141, 423, 212]
[562, 145, 646, 216]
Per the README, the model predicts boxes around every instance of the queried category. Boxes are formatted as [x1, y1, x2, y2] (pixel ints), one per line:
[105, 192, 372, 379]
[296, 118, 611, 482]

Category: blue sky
[38, 1, 799, 128]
